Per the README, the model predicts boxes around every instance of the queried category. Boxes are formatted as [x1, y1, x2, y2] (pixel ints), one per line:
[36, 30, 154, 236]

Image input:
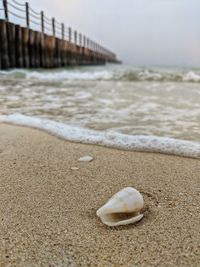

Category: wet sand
[0, 123, 199, 267]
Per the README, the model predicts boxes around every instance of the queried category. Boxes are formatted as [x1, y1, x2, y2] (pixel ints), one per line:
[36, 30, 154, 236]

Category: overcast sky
[10, 0, 200, 66]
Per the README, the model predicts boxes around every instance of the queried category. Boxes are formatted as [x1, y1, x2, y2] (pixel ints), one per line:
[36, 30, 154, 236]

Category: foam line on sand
[1, 113, 200, 158]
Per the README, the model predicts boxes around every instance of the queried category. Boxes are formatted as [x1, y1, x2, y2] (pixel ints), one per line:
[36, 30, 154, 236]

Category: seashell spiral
[96, 187, 144, 227]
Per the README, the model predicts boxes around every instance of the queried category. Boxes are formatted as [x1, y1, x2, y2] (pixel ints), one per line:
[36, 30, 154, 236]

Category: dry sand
[0, 123, 199, 267]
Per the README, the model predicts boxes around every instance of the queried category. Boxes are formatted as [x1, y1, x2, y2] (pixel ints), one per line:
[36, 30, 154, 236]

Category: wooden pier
[0, 0, 120, 69]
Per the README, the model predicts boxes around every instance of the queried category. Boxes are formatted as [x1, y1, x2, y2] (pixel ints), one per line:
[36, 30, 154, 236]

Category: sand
[0, 123, 199, 267]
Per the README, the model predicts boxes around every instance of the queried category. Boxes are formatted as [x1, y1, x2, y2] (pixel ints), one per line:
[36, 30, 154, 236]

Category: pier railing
[0, 0, 120, 69]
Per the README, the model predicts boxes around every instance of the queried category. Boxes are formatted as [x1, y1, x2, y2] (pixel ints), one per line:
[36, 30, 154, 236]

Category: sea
[0, 64, 200, 158]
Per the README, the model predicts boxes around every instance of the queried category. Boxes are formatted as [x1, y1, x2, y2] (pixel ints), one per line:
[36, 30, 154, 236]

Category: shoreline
[1, 114, 200, 159]
[0, 123, 199, 266]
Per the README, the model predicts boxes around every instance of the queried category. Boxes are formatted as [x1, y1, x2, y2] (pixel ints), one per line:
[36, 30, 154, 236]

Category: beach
[0, 123, 199, 267]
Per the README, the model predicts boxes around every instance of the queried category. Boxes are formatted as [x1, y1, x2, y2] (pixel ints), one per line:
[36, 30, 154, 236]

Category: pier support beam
[0, 19, 9, 69]
[29, 29, 36, 68]
[15, 25, 23, 68]
[22, 27, 30, 68]
[35, 32, 41, 68]
[7, 22, 16, 68]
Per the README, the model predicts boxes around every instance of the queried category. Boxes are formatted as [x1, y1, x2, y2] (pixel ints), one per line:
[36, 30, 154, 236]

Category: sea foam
[0, 114, 200, 159]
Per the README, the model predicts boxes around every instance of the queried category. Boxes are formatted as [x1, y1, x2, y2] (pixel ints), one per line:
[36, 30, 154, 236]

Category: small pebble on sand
[78, 156, 93, 162]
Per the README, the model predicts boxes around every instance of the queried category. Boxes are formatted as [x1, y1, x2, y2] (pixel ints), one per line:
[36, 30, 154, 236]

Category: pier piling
[0, 19, 9, 68]
[22, 27, 30, 68]
[15, 24, 23, 68]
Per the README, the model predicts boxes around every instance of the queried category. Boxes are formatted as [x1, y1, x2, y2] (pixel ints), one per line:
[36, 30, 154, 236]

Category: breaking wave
[0, 67, 200, 83]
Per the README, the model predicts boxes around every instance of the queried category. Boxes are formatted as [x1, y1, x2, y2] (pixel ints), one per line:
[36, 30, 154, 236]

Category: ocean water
[0, 64, 200, 158]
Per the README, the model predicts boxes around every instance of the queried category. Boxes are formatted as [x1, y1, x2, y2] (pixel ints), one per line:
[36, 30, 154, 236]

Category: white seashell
[78, 156, 93, 162]
[96, 187, 144, 227]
